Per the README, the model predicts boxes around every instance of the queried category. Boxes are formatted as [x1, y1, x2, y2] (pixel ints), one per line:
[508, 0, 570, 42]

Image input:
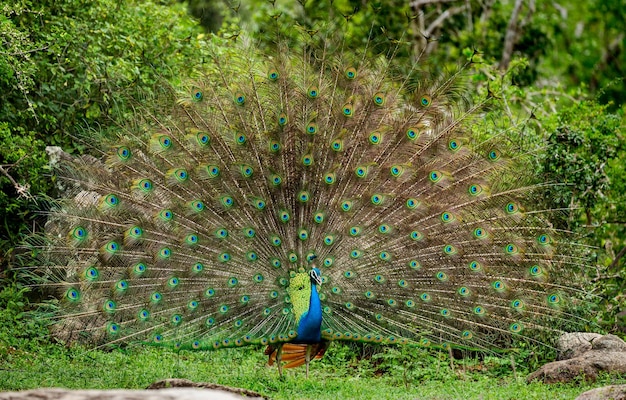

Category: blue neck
[295, 282, 323, 343]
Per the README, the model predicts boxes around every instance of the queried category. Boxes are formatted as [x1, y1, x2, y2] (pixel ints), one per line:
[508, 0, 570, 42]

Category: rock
[0, 380, 265, 400]
[592, 334, 626, 352]
[575, 384, 626, 400]
[558, 332, 603, 360]
[147, 379, 264, 398]
[528, 333, 626, 384]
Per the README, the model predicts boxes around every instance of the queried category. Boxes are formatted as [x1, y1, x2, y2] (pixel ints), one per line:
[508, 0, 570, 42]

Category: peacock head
[310, 268, 322, 286]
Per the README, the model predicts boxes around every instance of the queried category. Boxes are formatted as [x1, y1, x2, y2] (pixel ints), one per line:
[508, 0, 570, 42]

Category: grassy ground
[2, 342, 625, 400]
[1, 286, 623, 399]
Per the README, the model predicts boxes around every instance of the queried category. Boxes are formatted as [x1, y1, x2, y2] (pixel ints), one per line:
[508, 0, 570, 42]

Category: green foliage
[540, 100, 624, 241]
[542, 101, 623, 223]
[372, 346, 454, 386]
[179, 0, 228, 32]
[540, 100, 626, 334]
[0, 123, 48, 259]
[541, 0, 626, 107]
[0, 0, 206, 272]
[0, 285, 49, 356]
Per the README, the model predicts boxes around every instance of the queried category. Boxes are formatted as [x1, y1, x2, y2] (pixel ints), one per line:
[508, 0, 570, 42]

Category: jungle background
[0, 0, 624, 398]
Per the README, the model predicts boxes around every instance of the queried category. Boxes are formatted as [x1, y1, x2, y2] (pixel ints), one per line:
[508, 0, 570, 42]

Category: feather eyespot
[406, 127, 420, 140]
[373, 92, 385, 106]
[116, 146, 131, 161]
[369, 131, 382, 145]
[331, 139, 344, 151]
[345, 67, 357, 79]
[234, 92, 245, 105]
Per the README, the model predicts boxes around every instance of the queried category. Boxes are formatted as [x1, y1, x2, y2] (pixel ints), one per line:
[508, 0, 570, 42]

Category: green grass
[2, 342, 625, 399]
[1, 286, 623, 399]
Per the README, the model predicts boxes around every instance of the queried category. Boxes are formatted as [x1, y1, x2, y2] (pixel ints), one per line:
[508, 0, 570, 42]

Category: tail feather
[265, 343, 328, 368]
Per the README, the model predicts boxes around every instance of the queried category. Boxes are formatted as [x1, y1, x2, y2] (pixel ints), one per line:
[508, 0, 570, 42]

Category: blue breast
[295, 282, 323, 343]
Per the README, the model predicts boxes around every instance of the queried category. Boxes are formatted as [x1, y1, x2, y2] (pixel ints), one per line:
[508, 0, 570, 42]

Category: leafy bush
[541, 100, 625, 334]
[0, 285, 50, 357]
[0, 0, 207, 274]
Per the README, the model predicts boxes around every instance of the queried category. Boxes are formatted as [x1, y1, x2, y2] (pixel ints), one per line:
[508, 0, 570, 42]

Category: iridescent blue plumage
[294, 268, 323, 344]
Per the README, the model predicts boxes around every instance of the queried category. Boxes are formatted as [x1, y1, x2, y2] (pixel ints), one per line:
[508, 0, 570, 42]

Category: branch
[499, 0, 524, 70]
[424, 5, 467, 37]
[0, 45, 50, 56]
[0, 157, 33, 200]
[410, 0, 460, 6]
[609, 246, 626, 271]
[464, 0, 473, 32]
[590, 32, 624, 91]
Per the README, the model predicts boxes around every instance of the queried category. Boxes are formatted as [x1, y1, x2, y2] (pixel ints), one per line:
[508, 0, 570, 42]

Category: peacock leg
[276, 343, 284, 376]
[305, 344, 313, 378]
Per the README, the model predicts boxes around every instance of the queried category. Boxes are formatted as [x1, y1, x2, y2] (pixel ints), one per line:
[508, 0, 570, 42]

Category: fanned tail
[27, 2, 592, 363]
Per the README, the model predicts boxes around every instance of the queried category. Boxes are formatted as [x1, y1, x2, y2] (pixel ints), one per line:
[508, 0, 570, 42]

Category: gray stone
[0, 379, 265, 400]
[558, 332, 603, 360]
[528, 333, 626, 384]
[592, 334, 626, 352]
[576, 384, 626, 400]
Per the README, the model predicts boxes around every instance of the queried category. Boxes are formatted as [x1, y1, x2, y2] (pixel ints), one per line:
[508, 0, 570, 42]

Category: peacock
[31, 3, 588, 377]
